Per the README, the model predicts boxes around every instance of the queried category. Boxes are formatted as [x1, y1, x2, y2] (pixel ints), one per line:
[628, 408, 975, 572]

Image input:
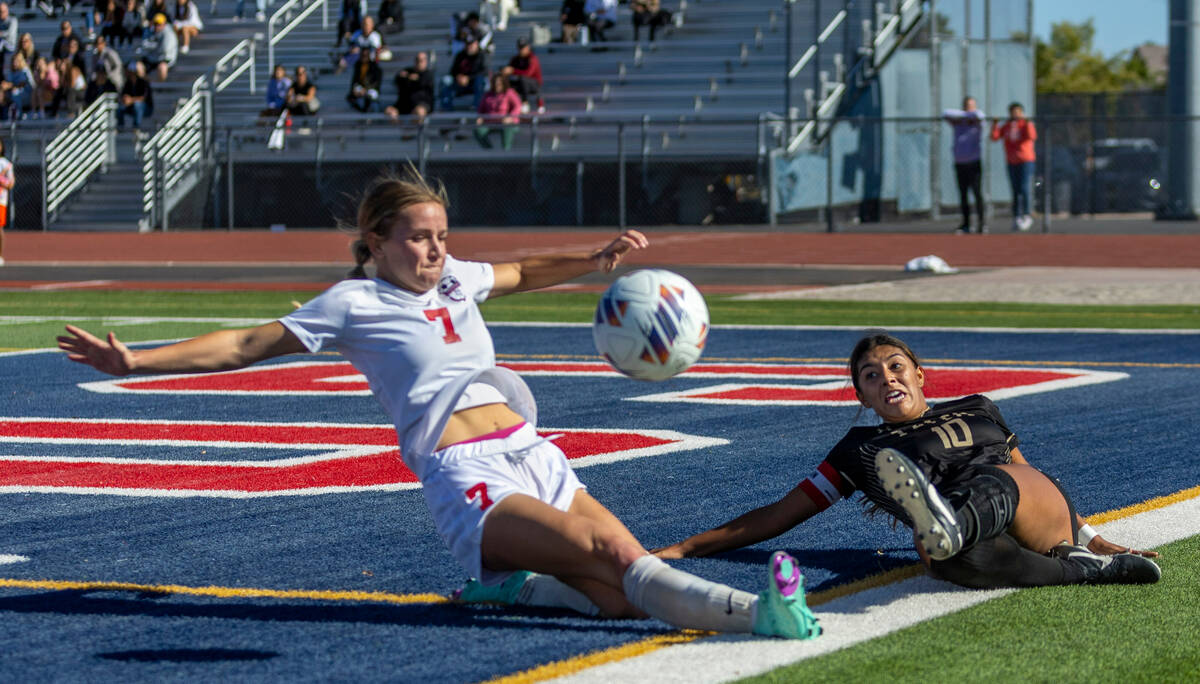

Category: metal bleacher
[22, 0, 924, 229]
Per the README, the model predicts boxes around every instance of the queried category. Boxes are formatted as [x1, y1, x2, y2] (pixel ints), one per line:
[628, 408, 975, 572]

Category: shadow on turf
[690, 546, 920, 592]
[98, 648, 278, 663]
[0, 589, 668, 635]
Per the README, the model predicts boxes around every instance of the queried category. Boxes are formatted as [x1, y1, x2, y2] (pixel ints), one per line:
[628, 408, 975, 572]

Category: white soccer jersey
[279, 256, 537, 479]
[0, 157, 12, 207]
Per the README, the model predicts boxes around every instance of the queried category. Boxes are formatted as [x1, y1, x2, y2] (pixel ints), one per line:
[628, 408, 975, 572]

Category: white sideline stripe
[0, 554, 30, 565]
[551, 495, 1200, 684]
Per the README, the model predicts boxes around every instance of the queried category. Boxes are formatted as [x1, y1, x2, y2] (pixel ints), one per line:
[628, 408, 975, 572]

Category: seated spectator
[631, 0, 669, 42]
[502, 37, 543, 113]
[62, 36, 86, 73]
[584, 0, 616, 42]
[261, 63, 290, 116]
[94, 0, 125, 44]
[481, 0, 516, 32]
[285, 64, 319, 115]
[439, 35, 487, 111]
[84, 65, 118, 104]
[116, 59, 152, 129]
[14, 31, 35, 68]
[474, 73, 521, 150]
[384, 50, 432, 123]
[345, 49, 381, 112]
[0, 4, 18, 64]
[31, 55, 57, 116]
[559, 0, 585, 44]
[337, 14, 380, 73]
[3, 52, 32, 118]
[335, 0, 365, 48]
[51, 19, 78, 59]
[234, 0, 266, 22]
[119, 0, 146, 46]
[138, 13, 177, 81]
[450, 11, 490, 54]
[145, 0, 168, 24]
[172, 0, 202, 55]
[377, 0, 403, 35]
[89, 34, 125, 92]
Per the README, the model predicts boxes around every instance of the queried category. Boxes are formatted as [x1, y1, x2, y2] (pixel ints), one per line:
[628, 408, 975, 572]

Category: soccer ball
[592, 269, 709, 381]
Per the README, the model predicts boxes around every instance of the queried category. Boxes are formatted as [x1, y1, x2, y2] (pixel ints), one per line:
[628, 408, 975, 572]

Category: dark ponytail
[347, 238, 372, 279]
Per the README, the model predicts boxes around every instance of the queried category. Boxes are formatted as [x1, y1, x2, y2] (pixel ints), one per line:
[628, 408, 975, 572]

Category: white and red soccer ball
[592, 269, 709, 381]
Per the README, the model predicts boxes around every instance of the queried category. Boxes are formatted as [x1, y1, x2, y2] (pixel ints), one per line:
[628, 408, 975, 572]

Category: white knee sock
[621, 555, 757, 632]
[515, 573, 601, 616]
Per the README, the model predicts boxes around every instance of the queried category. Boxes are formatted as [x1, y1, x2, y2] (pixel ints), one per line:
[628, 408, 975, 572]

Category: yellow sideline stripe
[1086, 484, 1200, 525]
[0, 578, 447, 605]
[486, 631, 711, 684]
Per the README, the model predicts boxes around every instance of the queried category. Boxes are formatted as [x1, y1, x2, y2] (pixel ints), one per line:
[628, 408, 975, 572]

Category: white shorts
[421, 423, 585, 585]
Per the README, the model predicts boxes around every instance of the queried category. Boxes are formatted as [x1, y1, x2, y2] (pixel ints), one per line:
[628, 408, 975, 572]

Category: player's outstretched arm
[653, 484, 822, 559]
[489, 229, 649, 297]
[57, 322, 307, 377]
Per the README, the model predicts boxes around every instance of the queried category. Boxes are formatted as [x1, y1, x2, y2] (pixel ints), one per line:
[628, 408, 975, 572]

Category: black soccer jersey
[809, 395, 1019, 525]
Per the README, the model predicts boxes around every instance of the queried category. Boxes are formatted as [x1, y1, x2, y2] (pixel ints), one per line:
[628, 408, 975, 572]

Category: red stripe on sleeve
[817, 460, 853, 497]
[798, 478, 833, 511]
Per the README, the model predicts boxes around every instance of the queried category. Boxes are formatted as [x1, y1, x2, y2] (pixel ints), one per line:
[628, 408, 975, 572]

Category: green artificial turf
[741, 535, 1199, 683]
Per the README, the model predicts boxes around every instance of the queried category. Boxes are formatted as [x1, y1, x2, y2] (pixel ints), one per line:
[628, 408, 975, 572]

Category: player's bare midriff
[437, 403, 526, 450]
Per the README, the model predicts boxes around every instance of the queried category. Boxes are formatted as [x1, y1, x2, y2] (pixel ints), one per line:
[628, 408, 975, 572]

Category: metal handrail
[142, 88, 212, 230]
[788, 8, 847, 79]
[211, 38, 258, 93]
[267, 0, 328, 77]
[42, 93, 117, 229]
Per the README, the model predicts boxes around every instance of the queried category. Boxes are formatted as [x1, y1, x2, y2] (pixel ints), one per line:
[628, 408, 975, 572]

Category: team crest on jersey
[438, 275, 466, 301]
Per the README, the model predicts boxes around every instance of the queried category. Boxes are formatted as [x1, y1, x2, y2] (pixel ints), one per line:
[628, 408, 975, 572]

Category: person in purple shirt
[943, 96, 986, 234]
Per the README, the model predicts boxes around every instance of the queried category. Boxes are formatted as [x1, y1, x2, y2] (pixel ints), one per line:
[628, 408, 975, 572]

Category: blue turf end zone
[1, 326, 1197, 681]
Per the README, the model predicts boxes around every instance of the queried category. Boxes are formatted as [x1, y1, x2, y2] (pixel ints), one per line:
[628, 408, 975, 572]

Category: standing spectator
[943, 95, 985, 234]
[345, 50, 381, 112]
[119, 0, 145, 46]
[138, 13, 177, 81]
[59, 61, 86, 116]
[89, 34, 124, 91]
[0, 138, 9, 265]
[337, 14, 379, 73]
[384, 50, 432, 123]
[334, 0, 365, 48]
[631, 0, 669, 42]
[991, 101, 1037, 231]
[474, 73, 521, 150]
[261, 62, 290, 116]
[172, 0, 202, 55]
[377, 0, 402, 35]
[584, 0, 617, 42]
[0, 4, 18, 69]
[95, 0, 124, 43]
[84, 64, 117, 103]
[285, 64, 319, 115]
[63, 36, 86, 73]
[233, 0, 265, 22]
[559, 0, 585, 43]
[481, 0, 516, 32]
[116, 59, 152, 129]
[51, 20, 78, 59]
[439, 36, 487, 111]
[450, 11, 491, 53]
[31, 55, 57, 116]
[502, 37, 542, 113]
[4, 52, 32, 118]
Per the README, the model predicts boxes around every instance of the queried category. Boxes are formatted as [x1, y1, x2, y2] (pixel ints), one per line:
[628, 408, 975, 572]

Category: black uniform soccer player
[655, 333, 1161, 588]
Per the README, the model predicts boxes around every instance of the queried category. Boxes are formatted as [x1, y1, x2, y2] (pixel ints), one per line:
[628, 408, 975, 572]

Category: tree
[1035, 19, 1163, 93]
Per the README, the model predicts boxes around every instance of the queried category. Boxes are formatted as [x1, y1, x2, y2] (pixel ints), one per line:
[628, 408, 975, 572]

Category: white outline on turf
[550, 493, 1200, 684]
[0, 554, 30, 565]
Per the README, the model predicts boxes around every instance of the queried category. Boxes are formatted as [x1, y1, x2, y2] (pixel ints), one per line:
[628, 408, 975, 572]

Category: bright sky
[1034, 0, 1168, 57]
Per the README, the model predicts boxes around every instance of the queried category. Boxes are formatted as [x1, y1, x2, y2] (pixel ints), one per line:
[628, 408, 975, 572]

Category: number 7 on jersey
[424, 307, 462, 343]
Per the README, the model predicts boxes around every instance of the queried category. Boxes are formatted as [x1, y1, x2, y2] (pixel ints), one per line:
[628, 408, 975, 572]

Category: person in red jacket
[502, 37, 544, 113]
[991, 101, 1037, 231]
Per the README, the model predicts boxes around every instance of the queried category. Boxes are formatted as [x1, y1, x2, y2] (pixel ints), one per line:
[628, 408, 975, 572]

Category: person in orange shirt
[991, 102, 1037, 231]
[0, 138, 13, 267]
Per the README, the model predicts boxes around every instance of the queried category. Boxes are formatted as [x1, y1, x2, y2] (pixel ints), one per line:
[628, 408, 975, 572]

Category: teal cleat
[753, 551, 821, 639]
[452, 571, 532, 604]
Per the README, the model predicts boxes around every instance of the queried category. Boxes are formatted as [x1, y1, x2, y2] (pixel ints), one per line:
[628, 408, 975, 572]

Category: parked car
[1035, 138, 1164, 215]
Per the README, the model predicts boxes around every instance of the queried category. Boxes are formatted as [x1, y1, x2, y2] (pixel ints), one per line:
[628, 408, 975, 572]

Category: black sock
[931, 533, 1086, 588]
